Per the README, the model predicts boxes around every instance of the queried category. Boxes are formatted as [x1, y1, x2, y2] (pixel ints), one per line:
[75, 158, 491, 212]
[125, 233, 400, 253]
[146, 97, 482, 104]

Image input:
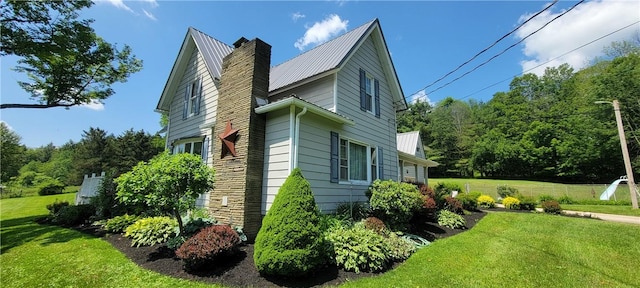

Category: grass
[562, 204, 640, 217]
[344, 212, 640, 288]
[430, 178, 634, 202]
[0, 185, 80, 199]
[2, 194, 639, 287]
[0, 194, 216, 288]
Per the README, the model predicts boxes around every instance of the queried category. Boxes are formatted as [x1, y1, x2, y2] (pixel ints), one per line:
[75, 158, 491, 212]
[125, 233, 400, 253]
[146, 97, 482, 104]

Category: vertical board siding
[167, 47, 219, 207]
[269, 75, 334, 110]
[261, 109, 291, 214]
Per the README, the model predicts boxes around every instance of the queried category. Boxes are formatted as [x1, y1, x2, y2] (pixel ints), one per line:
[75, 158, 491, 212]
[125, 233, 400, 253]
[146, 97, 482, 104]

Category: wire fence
[453, 183, 636, 202]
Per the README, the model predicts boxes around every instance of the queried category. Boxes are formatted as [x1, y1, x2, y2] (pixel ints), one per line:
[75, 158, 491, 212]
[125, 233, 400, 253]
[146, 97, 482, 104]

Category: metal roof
[269, 19, 376, 92]
[189, 27, 234, 79]
[255, 96, 354, 126]
[397, 131, 421, 155]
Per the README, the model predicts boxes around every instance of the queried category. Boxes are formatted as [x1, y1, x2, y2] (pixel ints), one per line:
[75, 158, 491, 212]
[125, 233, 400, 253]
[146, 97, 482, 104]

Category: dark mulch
[81, 211, 487, 288]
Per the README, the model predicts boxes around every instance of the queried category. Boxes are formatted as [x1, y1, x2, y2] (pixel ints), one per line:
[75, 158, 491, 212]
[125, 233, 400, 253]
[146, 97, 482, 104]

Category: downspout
[289, 105, 295, 173]
[293, 107, 308, 169]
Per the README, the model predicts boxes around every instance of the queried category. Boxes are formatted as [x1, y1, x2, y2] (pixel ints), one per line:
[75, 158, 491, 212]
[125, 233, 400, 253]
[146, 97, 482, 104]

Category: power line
[458, 20, 640, 100]
[416, 0, 558, 93]
[422, 0, 585, 97]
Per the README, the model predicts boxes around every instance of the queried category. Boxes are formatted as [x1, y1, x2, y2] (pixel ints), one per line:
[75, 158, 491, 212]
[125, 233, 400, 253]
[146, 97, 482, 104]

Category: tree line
[0, 126, 164, 187]
[398, 41, 639, 183]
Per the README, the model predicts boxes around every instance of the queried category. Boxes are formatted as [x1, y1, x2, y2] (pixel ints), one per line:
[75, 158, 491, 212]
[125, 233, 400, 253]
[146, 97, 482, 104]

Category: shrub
[538, 194, 556, 203]
[502, 196, 521, 210]
[497, 185, 518, 198]
[104, 214, 141, 233]
[363, 217, 386, 234]
[384, 232, 416, 262]
[422, 196, 437, 214]
[53, 204, 96, 226]
[477, 194, 496, 208]
[456, 193, 479, 211]
[437, 210, 466, 229]
[37, 179, 65, 196]
[518, 196, 537, 211]
[558, 195, 575, 204]
[325, 225, 389, 273]
[443, 196, 464, 214]
[46, 200, 70, 215]
[125, 216, 178, 247]
[254, 168, 325, 277]
[175, 225, 241, 271]
[367, 179, 422, 231]
[334, 201, 369, 221]
[167, 216, 217, 250]
[542, 200, 562, 214]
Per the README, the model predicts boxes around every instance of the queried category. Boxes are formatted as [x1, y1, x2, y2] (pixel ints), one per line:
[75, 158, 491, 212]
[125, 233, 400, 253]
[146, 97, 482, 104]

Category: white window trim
[338, 137, 375, 185]
[172, 138, 204, 156]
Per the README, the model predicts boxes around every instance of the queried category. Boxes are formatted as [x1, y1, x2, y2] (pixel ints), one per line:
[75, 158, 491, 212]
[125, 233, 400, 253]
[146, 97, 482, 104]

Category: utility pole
[610, 100, 638, 209]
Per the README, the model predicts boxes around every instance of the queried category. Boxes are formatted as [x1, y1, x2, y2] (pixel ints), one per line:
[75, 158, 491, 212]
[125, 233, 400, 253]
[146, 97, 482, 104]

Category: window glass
[370, 147, 377, 180]
[349, 142, 367, 181]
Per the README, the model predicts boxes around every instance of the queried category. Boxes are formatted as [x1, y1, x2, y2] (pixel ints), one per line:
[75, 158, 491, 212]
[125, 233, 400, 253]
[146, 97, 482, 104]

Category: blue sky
[1, 0, 638, 148]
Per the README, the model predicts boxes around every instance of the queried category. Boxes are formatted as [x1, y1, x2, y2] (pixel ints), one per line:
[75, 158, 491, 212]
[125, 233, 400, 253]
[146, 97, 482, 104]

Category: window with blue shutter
[182, 83, 190, 119]
[359, 69, 367, 111]
[201, 136, 209, 163]
[359, 68, 378, 116]
[377, 147, 383, 179]
[374, 79, 380, 118]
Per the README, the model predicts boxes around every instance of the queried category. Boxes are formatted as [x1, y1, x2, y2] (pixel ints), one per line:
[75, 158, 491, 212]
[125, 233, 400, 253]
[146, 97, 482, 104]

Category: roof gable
[397, 131, 422, 156]
[156, 28, 233, 111]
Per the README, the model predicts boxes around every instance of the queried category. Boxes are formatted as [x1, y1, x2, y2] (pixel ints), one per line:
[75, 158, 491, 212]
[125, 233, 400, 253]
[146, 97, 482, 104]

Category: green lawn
[562, 204, 640, 217]
[430, 178, 634, 202]
[2, 195, 639, 287]
[0, 185, 80, 199]
[344, 212, 640, 288]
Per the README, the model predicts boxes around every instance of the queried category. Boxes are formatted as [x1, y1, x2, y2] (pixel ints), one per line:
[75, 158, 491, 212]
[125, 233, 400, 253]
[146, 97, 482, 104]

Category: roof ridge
[271, 18, 377, 69]
[188, 27, 234, 49]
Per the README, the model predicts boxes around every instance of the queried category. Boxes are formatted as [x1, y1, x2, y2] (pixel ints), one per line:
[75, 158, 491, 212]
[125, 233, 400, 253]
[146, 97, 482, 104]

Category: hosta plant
[125, 216, 178, 247]
[437, 210, 466, 229]
[325, 225, 389, 273]
[104, 214, 141, 233]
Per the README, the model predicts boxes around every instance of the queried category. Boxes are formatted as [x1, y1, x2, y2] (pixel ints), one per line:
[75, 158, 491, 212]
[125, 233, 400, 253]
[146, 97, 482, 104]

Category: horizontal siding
[336, 36, 399, 182]
[270, 75, 335, 110]
[262, 109, 291, 214]
[166, 46, 219, 207]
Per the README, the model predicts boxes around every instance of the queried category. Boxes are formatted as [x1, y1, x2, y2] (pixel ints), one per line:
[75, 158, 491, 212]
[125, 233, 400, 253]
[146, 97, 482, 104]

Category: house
[156, 18, 436, 238]
[397, 131, 439, 184]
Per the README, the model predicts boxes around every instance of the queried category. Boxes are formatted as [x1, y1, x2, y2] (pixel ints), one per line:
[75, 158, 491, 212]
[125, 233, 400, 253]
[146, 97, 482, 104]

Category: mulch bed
[82, 211, 487, 287]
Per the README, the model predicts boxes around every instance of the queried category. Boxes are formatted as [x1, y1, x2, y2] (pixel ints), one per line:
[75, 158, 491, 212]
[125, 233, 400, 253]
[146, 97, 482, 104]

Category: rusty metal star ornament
[219, 120, 239, 157]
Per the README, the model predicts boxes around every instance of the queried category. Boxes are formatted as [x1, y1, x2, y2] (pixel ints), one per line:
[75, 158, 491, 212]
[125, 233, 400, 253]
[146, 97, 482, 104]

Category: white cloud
[294, 14, 348, 51]
[292, 12, 305, 22]
[516, 0, 640, 75]
[142, 0, 158, 8]
[142, 9, 157, 21]
[409, 90, 435, 106]
[100, 0, 135, 13]
[81, 100, 105, 111]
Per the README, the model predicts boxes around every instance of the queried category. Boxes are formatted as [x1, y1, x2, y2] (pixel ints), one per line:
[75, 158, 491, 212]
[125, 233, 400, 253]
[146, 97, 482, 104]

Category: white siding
[270, 75, 334, 110]
[335, 37, 399, 182]
[261, 109, 291, 214]
[166, 46, 219, 207]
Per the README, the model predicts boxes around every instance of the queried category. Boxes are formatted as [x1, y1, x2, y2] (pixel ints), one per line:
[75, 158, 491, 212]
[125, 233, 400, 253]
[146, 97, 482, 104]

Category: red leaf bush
[175, 225, 241, 271]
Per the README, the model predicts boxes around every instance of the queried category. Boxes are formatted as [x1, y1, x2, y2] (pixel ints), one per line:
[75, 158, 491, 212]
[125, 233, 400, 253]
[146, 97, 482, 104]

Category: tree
[0, 0, 142, 109]
[253, 168, 325, 276]
[72, 127, 114, 184]
[0, 122, 26, 182]
[115, 153, 215, 235]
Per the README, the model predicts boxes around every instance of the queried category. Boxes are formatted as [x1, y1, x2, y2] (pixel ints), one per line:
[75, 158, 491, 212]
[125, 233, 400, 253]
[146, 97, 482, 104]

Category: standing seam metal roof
[397, 131, 421, 155]
[268, 19, 376, 92]
[189, 27, 234, 79]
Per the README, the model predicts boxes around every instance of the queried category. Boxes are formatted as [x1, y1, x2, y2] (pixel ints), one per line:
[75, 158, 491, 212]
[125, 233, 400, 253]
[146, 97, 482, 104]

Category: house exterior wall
[335, 36, 399, 181]
[270, 75, 335, 110]
[166, 46, 218, 207]
[261, 108, 291, 214]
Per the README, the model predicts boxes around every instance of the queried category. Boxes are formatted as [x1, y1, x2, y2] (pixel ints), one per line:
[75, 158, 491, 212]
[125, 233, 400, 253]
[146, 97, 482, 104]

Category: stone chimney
[210, 38, 271, 240]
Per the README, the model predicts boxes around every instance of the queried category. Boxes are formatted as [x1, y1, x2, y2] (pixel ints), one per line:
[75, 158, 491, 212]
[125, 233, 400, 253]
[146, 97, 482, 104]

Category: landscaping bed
[97, 211, 487, 287]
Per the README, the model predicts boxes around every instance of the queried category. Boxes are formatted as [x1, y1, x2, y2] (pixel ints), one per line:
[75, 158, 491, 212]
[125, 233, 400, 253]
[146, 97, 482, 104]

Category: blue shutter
[359, 68, 366, 111]
[201, 136, 209, 163]
[330, 131, 339, 183]
[195, 78, 202, 115]
[374, 79, 380, 118]
[182, 84, 190, 119]
[377, 147, 383, 179]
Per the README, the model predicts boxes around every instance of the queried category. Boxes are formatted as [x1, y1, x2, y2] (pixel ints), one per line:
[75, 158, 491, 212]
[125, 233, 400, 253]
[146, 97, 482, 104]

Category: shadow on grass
[0, 215, 97, 254]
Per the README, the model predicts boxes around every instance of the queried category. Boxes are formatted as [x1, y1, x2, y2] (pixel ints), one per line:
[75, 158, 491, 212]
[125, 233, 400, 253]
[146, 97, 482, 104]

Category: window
[172, 136, 209, 164]
[359, 68, 380, 117]
[331, 132, 382, 184]
[183, 78, 202, 119]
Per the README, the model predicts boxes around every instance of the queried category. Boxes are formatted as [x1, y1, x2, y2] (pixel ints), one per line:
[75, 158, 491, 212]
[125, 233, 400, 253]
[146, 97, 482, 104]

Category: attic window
[416, 147, 420, 152]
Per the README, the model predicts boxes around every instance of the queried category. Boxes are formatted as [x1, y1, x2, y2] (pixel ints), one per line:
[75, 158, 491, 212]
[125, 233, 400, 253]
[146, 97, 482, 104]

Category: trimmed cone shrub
[175, 225, 240, 271]
[253, 168, 324, 277]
